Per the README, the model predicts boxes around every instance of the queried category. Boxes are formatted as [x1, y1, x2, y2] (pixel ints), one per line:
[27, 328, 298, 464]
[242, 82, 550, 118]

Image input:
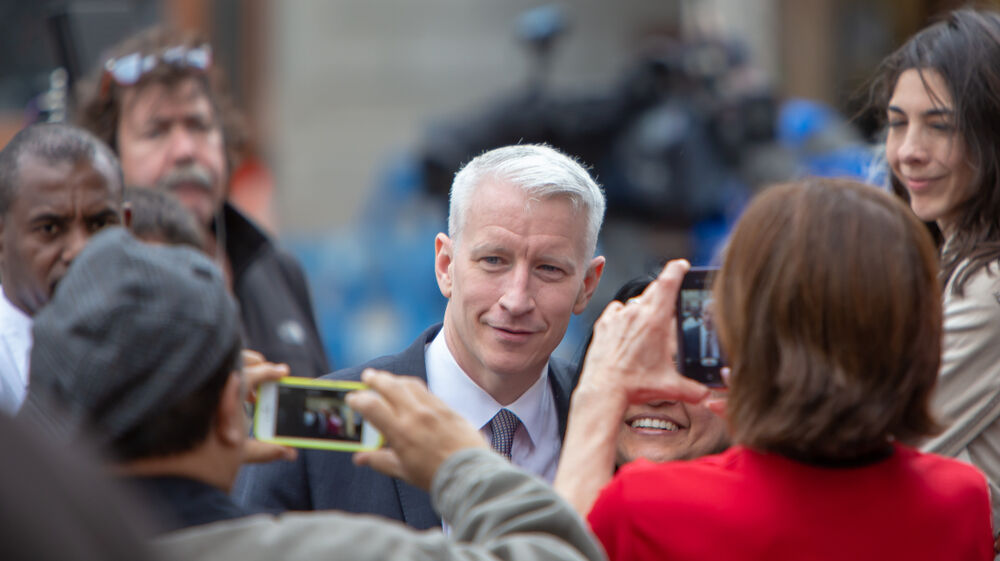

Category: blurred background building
[0, 0, 991, 369]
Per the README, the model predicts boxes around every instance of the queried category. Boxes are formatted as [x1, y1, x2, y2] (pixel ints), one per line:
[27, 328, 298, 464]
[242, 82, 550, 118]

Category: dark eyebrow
[923, 107, 954, 118]
[887, 105, 954, 118]
[27, 212, 66, 225]
[87, 208, 121, 221]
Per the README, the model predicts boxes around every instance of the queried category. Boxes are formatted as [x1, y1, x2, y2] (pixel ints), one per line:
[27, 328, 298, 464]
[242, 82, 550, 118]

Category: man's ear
[434, 233, 454, 299]
[573, 256, 606, 315]
[214, 372, 246, 448]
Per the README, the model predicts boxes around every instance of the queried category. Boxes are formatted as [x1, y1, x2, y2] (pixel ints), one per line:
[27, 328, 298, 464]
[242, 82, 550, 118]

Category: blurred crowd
[3, 6, 1000, 561]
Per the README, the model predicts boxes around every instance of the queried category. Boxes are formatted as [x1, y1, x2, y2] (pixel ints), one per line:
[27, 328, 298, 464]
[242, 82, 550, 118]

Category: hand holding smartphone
[676, 266, 728, 387]
[254, 377, 382, 452]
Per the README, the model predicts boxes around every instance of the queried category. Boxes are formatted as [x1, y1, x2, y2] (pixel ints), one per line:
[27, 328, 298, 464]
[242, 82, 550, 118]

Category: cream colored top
[922, 260, 1000, 531]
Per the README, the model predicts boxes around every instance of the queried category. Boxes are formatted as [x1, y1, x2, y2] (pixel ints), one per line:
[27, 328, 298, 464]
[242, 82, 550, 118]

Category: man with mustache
[77, 27, 329, 380]
[237, 144, 607, 529]
[0, 123, 124, 414]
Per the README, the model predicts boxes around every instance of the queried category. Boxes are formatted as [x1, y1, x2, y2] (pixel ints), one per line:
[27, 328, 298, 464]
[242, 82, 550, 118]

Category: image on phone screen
[275, 386, 364, 442]
[676, 268, 728, 387]
[255, 378, 381, 451]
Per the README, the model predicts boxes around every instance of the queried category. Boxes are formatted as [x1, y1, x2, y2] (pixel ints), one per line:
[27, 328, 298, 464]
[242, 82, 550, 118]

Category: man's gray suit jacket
[233, 324, 578, 529]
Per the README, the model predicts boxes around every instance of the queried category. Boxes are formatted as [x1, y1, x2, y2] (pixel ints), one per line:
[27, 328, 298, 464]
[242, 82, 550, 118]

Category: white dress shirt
[701, 325, 720, 359]
[0, 289, 33, 415]
[425, 330, 561, 482]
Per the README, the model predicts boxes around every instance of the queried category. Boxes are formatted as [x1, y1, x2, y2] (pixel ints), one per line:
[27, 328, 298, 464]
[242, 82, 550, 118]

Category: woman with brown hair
[555, 177, 992, 560]
[871, 8, 1000, 529]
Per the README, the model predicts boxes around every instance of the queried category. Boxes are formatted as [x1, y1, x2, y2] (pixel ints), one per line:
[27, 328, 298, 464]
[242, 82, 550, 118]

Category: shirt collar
[425, 329, 553, 447]
[0, 289, 32, 336]
[219, 202, 270, 284]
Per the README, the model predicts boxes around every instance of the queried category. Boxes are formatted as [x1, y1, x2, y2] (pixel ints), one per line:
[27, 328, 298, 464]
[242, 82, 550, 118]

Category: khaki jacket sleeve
[922, 265, 1000, 527]
[152, 449, 606, 561]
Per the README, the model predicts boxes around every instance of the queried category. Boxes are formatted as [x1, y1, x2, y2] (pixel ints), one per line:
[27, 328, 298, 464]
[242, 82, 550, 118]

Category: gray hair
[0, 123, 123, 215]
[448, 144, 606, 257]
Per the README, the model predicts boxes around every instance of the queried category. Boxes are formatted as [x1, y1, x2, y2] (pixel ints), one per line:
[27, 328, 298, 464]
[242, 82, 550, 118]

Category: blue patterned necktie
[488, 408, 521, 460]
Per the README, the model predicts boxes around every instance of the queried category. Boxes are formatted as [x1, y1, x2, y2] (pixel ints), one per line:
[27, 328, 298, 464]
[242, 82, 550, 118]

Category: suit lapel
[390, 324, 443, 528]
[393, 478, 441, 528]
[384, 326, 576, 528]
[547, 358, 577, 440]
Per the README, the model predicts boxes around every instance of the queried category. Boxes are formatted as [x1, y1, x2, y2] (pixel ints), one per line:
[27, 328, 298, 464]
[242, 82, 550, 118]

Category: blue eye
[537, 264, 568, 280]
[480, 256, 507, 269]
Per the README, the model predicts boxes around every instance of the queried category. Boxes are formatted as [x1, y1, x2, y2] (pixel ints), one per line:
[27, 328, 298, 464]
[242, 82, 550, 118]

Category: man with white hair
[20, 227, 606, 561]
[237, 144, 606, 529]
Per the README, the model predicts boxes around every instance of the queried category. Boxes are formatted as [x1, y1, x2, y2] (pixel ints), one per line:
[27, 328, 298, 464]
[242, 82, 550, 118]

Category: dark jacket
[234, 324, 577, 529]
[122, 475, 249, 533]
[223, 204, 330, 378]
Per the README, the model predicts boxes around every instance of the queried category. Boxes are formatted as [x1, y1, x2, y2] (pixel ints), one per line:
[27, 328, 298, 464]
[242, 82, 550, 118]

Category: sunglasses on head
[99, 43, 212, 98]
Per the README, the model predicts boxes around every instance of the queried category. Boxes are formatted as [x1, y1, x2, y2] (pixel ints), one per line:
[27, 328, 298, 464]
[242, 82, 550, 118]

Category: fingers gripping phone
[676, 266, 728, 387]
[255, 377, 382, 452]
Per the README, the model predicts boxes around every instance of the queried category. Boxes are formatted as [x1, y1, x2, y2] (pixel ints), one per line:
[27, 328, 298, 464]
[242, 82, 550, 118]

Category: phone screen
[274, 385, 365, 443]
[676, 267, 727, 387]
[255, 378, 381, 451]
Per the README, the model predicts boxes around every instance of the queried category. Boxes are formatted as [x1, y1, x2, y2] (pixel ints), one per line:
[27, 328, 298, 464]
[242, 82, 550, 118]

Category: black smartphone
[676, 266, 727, 387]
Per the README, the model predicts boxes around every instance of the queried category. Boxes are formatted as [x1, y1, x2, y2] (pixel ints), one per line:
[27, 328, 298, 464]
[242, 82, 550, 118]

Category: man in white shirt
[0, 292, 32, 414]
[0, 123, 124, 414]
[683, 302, 721, 366]
[237, 144, 606, 528]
